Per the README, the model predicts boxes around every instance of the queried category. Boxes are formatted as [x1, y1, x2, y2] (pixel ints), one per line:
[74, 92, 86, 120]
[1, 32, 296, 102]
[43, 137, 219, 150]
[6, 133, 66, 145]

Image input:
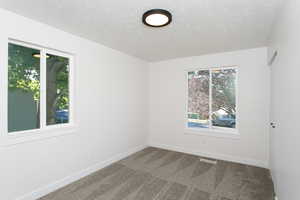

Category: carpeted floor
[39, 147, 274, 200]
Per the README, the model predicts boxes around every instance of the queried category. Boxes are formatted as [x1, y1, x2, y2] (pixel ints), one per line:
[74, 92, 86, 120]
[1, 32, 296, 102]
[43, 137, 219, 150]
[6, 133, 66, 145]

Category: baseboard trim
[16, 144, 147, 200]
[149, 143, 268, 168]
[270, 170, 278, 200]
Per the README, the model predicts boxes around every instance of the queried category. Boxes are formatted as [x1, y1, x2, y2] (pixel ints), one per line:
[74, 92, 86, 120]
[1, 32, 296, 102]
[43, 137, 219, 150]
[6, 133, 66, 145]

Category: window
[8, 41, 73, 134]
[187, 67, 237, 132]
[8, 43, 41, 132]
[46, 53, 70, 125]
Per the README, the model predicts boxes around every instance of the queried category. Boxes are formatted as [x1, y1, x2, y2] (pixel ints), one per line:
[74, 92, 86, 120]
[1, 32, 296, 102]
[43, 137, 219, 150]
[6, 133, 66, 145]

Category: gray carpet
[39, 147, 274, 200]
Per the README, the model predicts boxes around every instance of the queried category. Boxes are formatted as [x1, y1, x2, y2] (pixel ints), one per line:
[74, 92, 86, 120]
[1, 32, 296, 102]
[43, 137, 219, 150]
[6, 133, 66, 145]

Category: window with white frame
[187, 67, 237, 132]
[8, 41, 73, 133]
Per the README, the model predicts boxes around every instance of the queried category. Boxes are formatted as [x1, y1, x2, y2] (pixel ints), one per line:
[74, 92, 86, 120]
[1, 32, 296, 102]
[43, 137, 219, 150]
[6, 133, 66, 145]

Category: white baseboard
[270, 170, 278, 200]
[149, 143, 268, 168]
[16, 144, 147, 200]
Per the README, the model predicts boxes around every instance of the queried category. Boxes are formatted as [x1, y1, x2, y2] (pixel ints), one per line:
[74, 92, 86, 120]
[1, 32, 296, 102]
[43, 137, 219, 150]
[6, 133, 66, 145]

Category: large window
[187, 67, 237, 132]
[8, 41, 73, 133]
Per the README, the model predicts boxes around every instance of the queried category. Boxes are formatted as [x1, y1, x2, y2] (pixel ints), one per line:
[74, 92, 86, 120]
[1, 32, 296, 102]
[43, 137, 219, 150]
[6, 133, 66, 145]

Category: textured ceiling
[0, 0, 282, 61]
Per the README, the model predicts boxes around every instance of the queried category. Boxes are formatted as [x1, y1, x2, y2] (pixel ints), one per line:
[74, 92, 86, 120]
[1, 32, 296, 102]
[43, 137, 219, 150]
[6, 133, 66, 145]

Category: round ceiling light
[32, 53, 50, 58]
[142, 9, 172, 27]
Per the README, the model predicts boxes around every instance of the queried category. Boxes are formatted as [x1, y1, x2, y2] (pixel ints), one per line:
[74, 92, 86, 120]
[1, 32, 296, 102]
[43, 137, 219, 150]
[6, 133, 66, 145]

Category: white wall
[268, 0, 300, 199]
[148, 48, 270, 168]
[0, 9, 148, 200]
[0, 6, 277, 200]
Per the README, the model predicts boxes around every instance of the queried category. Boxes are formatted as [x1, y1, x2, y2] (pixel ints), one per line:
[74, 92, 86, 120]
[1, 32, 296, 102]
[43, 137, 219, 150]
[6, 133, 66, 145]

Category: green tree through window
[187, 68, 236, 129]
[8, 43, 70, 132]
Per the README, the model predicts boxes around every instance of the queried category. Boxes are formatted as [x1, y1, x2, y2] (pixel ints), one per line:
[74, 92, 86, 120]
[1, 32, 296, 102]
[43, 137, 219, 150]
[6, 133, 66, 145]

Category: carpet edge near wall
[149, 142, 269, 169]
[15, 144, 148, 200]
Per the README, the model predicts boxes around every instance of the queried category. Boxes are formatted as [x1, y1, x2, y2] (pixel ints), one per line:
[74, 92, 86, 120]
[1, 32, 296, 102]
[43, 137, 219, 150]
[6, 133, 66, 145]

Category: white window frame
[185, 66, 239, 139]
[0, 39, 76, 146]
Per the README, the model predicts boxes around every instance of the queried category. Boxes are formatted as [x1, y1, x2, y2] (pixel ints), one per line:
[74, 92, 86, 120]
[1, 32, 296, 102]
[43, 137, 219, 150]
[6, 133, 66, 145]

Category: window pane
[46, 54, 69, 125]
[187, 70, 210, 128]
[212, 68, 236, 129]
[8, 43, 40, 132]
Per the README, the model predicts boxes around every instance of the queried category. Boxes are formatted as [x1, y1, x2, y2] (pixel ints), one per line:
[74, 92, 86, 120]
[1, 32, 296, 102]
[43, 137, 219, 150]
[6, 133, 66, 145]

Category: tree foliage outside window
[188, 70, 209, 128]
[8, 44, 41, 132]
[187, 68, 237, 129]
[8, 44, 40, 100]
[8, 43, 70, 132]
[46, 54, 69, 125]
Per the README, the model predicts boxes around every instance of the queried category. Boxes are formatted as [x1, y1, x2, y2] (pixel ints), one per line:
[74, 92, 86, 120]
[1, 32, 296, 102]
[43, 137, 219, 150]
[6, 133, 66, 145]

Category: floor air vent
[200, 158, 217, 165]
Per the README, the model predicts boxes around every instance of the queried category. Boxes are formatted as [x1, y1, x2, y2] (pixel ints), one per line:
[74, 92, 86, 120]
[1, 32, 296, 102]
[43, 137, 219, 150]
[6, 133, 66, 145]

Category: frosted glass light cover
[145, 14, 169, 26]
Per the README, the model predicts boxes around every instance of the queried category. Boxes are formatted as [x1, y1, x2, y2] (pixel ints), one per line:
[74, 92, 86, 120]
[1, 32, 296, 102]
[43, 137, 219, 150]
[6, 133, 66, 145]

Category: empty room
[0, 0, 298, 200]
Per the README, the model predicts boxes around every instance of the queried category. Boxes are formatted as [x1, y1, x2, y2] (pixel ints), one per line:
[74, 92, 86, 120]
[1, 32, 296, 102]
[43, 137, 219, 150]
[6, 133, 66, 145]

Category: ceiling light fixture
[32, 53, 50, 58]
[142, 9, 172, 27]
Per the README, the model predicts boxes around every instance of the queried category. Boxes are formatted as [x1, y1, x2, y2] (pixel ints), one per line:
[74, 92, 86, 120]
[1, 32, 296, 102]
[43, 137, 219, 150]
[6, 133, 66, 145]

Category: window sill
[0, 124, 78, 146]
[184, 127, 240, 140]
